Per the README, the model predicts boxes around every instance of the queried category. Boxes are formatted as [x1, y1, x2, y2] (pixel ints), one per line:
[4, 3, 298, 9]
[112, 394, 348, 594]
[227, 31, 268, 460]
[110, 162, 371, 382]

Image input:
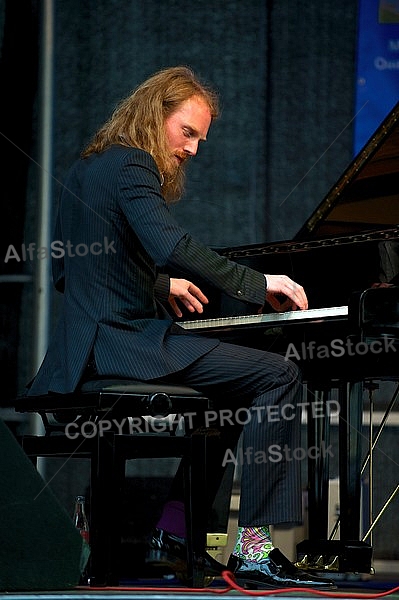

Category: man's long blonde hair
[82, 66, 219, 202]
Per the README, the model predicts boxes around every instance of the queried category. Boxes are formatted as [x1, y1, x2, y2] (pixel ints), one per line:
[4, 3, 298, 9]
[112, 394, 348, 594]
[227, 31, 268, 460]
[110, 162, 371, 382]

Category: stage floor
[2, 570, 399, 600]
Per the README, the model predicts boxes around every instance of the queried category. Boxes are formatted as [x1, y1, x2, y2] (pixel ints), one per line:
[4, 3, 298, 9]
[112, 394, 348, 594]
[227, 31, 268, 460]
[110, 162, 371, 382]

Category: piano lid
[295, 100, 399, 241]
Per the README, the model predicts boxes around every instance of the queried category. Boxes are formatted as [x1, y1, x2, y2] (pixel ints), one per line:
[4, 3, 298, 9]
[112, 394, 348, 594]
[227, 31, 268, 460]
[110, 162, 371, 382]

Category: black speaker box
[0, 418, 83, 590]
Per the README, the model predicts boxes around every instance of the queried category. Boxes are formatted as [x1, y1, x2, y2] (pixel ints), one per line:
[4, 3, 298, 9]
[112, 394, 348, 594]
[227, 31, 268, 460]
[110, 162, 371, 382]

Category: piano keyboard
[180, 305, 349, 332]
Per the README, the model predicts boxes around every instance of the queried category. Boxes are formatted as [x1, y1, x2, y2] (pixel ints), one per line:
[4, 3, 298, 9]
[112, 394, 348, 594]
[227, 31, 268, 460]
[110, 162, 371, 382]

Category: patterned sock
[233, 525, 274, 561]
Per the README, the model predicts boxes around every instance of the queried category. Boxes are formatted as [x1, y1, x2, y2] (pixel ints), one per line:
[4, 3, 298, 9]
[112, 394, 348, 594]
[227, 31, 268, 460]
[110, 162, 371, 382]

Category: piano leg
[306, 386, 331, 540]
[338, 381, 363, 540]
[296, 382, 372, 574]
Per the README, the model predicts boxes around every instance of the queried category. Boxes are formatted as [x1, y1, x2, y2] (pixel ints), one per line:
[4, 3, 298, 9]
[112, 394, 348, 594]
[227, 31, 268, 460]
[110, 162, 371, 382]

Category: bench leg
[89, 432, 123, 586]
[184, 432, 213, 588]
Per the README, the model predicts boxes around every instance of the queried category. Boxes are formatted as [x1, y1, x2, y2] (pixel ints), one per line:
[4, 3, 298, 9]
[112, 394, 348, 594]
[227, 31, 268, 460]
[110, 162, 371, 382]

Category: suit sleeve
[168, 234, 266, 306]
[154, 273, 170, 302]
[117, 149, 266, 308]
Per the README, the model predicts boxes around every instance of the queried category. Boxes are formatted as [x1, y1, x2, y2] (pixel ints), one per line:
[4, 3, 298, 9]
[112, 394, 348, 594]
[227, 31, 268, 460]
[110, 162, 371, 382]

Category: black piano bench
[14, 378, 216, 588]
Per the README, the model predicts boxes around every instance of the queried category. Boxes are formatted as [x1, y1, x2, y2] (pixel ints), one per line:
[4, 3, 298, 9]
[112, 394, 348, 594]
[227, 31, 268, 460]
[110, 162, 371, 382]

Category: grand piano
[180, 100, 399, 574]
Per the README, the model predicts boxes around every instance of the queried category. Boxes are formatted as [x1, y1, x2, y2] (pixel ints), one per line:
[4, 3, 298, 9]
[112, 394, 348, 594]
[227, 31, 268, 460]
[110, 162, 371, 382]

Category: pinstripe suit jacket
[28, 146, 266, 395]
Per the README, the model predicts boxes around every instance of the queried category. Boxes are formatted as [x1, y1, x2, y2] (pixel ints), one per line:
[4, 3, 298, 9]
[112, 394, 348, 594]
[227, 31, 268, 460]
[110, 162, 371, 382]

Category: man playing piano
[27, 66, 334, 589]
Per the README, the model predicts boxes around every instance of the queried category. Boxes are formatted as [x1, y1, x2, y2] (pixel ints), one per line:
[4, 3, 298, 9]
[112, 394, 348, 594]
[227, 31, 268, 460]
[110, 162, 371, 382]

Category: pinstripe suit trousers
[158, 338, 303, 527]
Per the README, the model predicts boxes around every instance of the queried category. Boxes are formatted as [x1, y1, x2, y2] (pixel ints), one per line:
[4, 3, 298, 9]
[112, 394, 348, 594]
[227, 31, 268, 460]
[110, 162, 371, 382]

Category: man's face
[164, 95, 212, 167]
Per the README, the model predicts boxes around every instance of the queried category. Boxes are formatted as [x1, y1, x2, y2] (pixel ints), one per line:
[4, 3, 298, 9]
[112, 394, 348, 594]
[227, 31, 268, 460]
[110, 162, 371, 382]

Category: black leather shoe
[227, 549, 336, 589]
[146, 528, 226, 582]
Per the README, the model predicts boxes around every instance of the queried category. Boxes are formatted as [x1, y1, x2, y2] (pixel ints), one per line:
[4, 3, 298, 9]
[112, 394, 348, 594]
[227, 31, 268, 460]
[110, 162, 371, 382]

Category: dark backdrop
[49, 0, 357, 247]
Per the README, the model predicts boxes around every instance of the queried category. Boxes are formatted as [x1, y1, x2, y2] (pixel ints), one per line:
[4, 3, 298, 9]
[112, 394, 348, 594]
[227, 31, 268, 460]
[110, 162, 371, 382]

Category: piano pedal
[296, 553, 353, 573]
[296, 540, 373, 575]
[323, 555, 340, 571]
[295, 554, 311, 570]
[313, 554, 326, 569]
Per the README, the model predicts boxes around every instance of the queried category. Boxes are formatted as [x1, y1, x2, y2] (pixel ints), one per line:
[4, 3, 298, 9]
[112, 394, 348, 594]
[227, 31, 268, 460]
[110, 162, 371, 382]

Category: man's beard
[175, 151, 189, 168]
[168, 155, 187, 182]
[163, 162, 186, 203]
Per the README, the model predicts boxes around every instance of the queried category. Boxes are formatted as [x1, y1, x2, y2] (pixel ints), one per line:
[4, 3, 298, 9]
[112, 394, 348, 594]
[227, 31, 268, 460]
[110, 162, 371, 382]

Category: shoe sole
[235, 577, 337, 590]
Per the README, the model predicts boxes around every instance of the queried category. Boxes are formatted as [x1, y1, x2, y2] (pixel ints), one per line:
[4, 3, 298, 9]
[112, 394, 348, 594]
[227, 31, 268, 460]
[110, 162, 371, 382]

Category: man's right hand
[264, 274, 308, 312]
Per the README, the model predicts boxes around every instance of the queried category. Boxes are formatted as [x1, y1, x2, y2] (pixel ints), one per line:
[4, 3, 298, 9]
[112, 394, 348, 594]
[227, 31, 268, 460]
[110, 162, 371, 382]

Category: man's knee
[287, 358, 301, 382]
[277, 356, 302, 387]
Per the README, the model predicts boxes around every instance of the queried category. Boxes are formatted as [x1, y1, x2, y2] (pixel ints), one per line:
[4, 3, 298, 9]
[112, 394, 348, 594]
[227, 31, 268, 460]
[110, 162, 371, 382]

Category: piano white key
[180, 305, 349, 331]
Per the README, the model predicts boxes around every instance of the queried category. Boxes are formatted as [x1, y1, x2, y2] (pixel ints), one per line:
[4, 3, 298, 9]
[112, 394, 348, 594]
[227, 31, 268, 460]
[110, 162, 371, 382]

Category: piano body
[180, 101, 399, 573]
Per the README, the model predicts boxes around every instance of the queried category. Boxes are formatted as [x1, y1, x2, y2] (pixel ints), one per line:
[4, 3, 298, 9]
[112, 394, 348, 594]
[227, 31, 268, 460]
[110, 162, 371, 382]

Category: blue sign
[354, 0, 399, 153]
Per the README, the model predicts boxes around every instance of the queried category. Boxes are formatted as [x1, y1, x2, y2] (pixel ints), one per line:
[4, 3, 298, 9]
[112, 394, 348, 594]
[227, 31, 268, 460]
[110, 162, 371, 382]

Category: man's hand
[169, 278, 209, 318]
[264, 274, 308, 312]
